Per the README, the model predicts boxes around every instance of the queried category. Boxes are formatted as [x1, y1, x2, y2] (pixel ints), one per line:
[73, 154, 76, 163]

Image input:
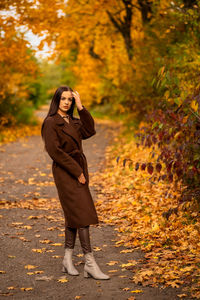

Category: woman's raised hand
[78, 173, 86, 184]
[72, 91, 83, 111]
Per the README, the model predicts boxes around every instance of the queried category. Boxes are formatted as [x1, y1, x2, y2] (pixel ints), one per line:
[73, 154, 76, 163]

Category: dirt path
[0, 108, 183, 299]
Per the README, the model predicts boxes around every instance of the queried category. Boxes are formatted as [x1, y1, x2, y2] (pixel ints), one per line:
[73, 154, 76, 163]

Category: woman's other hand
[72, 91, 83, 111]
[78, 173, 86, 184]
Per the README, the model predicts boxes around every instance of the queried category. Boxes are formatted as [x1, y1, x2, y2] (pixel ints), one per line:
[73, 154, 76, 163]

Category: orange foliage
[91, 131, 200, 298]
[0, 12, 38, 102]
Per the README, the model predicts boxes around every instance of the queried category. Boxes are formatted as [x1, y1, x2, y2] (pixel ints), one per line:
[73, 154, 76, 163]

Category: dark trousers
[65, 225, 92, 254]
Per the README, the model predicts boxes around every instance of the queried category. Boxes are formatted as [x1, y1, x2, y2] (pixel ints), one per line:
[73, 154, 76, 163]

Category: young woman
[41, 86, 110, 280]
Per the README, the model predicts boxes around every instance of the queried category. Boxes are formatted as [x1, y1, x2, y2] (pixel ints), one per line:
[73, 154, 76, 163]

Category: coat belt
[68, 149, 85, 158]
[53, 149, 88, 181]
[68, 149, 88, 181]
[68, 149, 86, 169]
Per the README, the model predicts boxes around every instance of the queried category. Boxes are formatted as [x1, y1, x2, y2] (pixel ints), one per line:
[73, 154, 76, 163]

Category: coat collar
[52, 113, 81, 148]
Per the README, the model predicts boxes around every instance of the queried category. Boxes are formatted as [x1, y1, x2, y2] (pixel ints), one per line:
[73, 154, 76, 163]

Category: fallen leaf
[76, 253, 83, 257]
[35, 275, 53, 281]
[24, 265, 38, 270]
[27, 216, 39, 220]
[57, 277, 69, 283]
[11, 222, 23, 226]
[23, 225, 32, 230]
[20, 287, 33, 291]
[34, 271, 44, 274]
[93, 247, 102, 251]
[0, 292, 14, 296]
[120, 249, 134, 253]
[121, 262, 137, 267]
[123, 287, 130, 291]
[32, 248, 46, 253]
[39, 239, 52, 244]
[106, 261, 118, 266]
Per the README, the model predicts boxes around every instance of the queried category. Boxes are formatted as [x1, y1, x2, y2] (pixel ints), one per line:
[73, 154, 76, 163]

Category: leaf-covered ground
[91, 129, 200, 299]
[0, 124, 41, 145]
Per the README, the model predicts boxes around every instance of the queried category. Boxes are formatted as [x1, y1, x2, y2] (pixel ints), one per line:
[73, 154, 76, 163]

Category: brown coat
[42, 106, 99, 228]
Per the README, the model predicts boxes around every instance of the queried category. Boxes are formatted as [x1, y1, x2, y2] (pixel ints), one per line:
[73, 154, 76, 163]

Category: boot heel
[62, 266, 67, 273]
[84, 270, 90, 278]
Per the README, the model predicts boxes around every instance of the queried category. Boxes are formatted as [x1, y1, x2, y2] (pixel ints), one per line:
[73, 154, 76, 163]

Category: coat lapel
[52, 113, 81, 148]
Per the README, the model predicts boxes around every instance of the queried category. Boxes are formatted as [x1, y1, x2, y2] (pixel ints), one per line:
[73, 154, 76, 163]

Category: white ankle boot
[84, 252, 110, 280]
[62, 248, 79, 276]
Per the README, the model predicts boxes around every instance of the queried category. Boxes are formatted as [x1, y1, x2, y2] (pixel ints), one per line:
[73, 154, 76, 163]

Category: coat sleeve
[77, 106, 96, 139]
[43, 118, 83, 178]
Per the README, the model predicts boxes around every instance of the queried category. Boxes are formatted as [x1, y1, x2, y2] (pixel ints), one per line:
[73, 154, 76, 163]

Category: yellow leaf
[115, 240, 124, 245]
[24, 265, 38, 270]
[152, 222, 160, 231]
[51, 243, 63, 246]
[123, 287, 130, 291]
[34, 271, 44, 274]
[39, 239, 52, 244]
[47, 227, 55, 231]
[27, 216, 39, 220]
[106, 261, 118, 266]
[131, 290, 143, 293]
[76, 253, 83, 257]
[20, 287, 33, 291]
[191, 100, 198, 112]
[23, 225, 32, 230]
[121, 262, 136, 267]
[32, 248, 46, 253]
[57, 277, 69, 283]
[120, 249, 134, 253]
[93, 246, 102, 251]
[28, 178, 35, 185]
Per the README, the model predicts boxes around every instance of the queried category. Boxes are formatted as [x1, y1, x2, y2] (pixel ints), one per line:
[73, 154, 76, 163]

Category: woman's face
[58, 91, 73, 113]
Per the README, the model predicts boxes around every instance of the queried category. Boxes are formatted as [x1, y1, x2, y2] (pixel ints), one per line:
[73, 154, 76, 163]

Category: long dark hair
[41, 86, 75, 138]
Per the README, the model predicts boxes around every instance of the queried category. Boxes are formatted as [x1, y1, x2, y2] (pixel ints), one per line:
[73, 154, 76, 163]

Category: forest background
[0, 0, 200, 298]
